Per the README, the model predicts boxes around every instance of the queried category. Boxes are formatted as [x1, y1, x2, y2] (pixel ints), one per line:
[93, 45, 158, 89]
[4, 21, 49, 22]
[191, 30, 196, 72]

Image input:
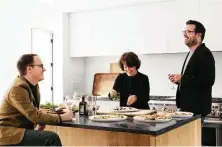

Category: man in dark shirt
[169, 20, 215, 121]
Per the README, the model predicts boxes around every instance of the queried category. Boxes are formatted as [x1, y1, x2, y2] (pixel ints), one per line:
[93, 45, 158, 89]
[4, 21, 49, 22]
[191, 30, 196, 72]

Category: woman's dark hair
[17, 54, 37, 76]
[118, 51, 141, 71]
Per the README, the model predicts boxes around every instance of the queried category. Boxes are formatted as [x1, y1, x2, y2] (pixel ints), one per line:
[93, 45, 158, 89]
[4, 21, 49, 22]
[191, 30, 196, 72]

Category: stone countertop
[55, 114, 201, 136]
[97, 96, 222, 102]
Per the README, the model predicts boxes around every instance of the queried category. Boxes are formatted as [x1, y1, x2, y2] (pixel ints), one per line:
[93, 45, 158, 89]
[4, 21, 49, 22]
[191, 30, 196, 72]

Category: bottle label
[80, 105, 84, 114]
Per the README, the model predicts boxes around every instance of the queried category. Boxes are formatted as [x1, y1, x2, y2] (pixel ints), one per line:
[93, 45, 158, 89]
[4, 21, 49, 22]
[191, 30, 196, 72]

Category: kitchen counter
[57, 114, 200, 136]
[45, 114, 201, 146]
[97, 96, 175, 101]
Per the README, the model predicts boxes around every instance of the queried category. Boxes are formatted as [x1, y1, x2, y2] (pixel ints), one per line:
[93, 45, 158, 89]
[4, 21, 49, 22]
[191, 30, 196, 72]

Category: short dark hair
[118, 51, 141, 71]
[17, 54, 37, 76]
[186, 20, 206, 41]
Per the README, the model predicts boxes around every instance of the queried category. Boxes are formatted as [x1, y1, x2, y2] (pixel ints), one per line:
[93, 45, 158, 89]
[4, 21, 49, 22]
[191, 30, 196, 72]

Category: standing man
[0, 54, 74, 146]
[169, 20, 215, 120]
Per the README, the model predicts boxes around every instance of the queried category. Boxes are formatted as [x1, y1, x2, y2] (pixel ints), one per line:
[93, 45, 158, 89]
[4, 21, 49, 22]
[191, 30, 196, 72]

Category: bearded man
[168, 20, 215, 122]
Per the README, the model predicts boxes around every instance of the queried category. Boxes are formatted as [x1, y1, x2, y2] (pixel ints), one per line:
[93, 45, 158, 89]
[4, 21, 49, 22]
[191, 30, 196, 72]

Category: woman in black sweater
[110, 52, 150, 109]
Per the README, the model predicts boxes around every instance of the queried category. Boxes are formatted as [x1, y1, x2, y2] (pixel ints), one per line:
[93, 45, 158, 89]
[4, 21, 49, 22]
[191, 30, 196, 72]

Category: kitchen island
[45, 114, 201, 146]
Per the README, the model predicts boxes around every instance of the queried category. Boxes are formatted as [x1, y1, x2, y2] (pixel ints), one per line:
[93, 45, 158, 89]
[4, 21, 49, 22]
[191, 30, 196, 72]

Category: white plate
[172, 111, 193, 118]
[89, 115, 127, 122]
[112, 107, 139, 112]
[133, 116, 172, 123]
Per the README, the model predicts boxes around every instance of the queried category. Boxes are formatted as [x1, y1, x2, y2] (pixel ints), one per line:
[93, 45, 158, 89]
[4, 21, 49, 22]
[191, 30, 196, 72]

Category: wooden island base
[45, 119, 201, 146]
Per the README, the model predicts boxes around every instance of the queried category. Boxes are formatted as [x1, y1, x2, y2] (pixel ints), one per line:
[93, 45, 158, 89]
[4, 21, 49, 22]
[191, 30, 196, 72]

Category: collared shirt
[23, 77, 39, 108]
[182, 49, 195, 74]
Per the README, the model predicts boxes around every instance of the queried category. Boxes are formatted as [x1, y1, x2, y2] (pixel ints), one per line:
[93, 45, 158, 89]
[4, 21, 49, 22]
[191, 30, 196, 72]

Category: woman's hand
[127, 95, 137, 106]
[110, 89, 117, 97]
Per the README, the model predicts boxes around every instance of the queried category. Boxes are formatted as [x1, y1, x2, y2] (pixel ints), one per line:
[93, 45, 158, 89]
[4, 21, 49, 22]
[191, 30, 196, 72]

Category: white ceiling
[41, 0, 177, 12]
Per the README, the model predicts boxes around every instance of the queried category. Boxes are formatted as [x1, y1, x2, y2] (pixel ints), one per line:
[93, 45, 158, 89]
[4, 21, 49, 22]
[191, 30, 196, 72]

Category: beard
[184, 37, 198, 47]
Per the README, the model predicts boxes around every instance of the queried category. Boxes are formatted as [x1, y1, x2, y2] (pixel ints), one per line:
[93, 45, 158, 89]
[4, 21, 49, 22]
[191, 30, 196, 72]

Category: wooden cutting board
[92, 73, 119, 96]
[97, 109, 156, 116]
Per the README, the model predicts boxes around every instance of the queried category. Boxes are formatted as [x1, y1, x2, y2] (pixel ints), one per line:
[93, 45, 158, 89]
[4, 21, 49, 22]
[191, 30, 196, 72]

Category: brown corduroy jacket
[0, 76, 59, 145]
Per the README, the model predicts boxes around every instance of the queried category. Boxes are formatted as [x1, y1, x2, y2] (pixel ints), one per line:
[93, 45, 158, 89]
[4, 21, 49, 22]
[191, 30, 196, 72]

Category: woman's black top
[113, 72, 150, 109]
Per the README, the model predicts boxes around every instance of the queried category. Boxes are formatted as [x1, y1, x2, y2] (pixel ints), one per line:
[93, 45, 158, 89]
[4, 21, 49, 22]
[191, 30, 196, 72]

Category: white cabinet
[70, 2, 169, 57]
[198, 0, 222, 51]
[70, 0, 217, 57]
[165, 0, 198, 53]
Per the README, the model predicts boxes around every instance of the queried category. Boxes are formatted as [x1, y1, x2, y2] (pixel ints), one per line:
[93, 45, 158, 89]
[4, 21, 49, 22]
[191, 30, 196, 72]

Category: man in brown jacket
[0, 54, 74, 146]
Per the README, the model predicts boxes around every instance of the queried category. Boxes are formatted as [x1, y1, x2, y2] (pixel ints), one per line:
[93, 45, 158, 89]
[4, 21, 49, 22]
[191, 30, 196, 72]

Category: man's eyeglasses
[29, 64, 44, 69]
[182, 30, 195, 34]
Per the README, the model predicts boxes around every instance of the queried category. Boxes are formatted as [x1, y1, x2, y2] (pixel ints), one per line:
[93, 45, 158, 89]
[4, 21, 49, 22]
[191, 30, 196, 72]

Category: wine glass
[64, 94, 73, 110]
[171, 83, 176, 90]
[168, 74, 176, 90]
[73, 92, 83, 112]
[90, 95, 98, 115]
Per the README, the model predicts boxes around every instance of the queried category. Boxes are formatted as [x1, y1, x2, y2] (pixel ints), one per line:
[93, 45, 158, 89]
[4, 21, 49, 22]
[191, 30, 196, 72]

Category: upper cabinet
[198, 0, 222, 51]
[69, 3, 169, 57]
[165, 0, 198, 53]
[69, 0, 221, 57]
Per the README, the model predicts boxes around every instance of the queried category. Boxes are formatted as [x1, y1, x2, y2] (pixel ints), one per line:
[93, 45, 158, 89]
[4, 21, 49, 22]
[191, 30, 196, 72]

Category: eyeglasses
[29, 64, 44, 69]
[182, 30, 195, 34]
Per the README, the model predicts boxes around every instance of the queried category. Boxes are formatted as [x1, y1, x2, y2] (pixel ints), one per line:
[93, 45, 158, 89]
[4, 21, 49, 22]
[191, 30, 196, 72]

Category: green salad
[40, 102, 58, 109]
[109, 93, 120, 101]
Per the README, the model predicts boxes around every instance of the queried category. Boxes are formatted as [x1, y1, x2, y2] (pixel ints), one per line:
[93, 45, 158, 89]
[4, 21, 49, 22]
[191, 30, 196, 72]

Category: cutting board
[97, 109, 156, 116]
[92, 73, 119, 96]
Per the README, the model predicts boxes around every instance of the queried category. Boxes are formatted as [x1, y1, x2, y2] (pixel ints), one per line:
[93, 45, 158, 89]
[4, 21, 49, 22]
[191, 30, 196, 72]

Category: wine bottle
[79, 96, 87, 115]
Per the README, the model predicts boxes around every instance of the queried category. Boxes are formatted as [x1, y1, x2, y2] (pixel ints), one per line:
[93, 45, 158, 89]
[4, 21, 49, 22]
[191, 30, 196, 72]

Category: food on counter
[141, 112, 172, 120]
[89, 114, 127, 122]
[40, 102, 58, 109]
[173, 112, 193, 117]
[40, 107, 65, 114]
[40, 102, 66, 114]
[114, 107, 133, 111]
[93, 114, 125, 120]
[162, 109, 193, 117]
[113, 106, 138, 112]
[162, 108, 177, 113]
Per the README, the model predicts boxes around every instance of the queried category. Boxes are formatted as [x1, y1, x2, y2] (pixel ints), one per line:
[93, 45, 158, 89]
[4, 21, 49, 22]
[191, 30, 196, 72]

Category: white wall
[62, 13, 85, 99]
[63, 0, 222, 99]
[82, 52, 222, 98]
[0, 0, 63, 104]
[54, 0, 177, 12]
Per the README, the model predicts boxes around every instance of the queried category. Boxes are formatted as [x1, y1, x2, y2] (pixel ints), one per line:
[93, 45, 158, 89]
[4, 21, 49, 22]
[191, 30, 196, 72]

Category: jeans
[10, 129, 62, 146]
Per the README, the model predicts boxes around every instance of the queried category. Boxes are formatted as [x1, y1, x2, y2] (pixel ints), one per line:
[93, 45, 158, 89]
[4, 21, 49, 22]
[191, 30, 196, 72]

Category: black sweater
[113, 72, 150, 109]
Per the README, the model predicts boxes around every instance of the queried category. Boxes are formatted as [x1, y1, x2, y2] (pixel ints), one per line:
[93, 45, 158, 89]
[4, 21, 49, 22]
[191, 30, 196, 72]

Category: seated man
[0, 54, 74, 146]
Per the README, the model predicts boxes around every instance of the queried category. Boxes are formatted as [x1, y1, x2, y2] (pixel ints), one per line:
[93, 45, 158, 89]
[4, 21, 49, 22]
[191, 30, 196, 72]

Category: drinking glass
[73, 92, 83, 112]
[171, 83, 176, 90]
[64, 95, 71, 109]
[64, 94, 76, 120]
[168, 74, 176, 90]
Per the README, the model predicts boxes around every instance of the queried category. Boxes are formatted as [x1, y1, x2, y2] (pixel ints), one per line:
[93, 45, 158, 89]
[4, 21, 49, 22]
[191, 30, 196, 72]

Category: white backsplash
[83, 52, 222, 98]
[64, 52, 222, 98]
